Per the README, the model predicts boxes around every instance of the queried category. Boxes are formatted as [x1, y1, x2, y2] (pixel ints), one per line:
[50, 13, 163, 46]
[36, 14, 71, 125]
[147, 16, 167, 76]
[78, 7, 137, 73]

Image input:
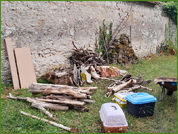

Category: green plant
[164, 24, 177, 55]
[97, 20, 113, 59]
[162, 1, 177, 24]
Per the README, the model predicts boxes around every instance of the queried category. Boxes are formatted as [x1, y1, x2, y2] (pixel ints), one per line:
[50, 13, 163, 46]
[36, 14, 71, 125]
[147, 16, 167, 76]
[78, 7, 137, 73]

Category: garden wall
[1, 1, 177, 84]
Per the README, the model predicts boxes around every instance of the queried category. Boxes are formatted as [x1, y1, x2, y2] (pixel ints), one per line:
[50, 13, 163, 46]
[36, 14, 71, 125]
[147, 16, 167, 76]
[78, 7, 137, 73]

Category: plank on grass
[15, 47, 37, 89]
[5, 38, 20, 89]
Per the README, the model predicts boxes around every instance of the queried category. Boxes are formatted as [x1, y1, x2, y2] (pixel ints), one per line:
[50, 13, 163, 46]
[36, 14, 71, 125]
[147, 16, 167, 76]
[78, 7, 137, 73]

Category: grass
[1, 54, 177, 133]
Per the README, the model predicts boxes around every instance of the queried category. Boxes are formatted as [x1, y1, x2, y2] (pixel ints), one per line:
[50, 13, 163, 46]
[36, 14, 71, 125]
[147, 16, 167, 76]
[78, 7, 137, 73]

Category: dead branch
[20, 111, 72, 132]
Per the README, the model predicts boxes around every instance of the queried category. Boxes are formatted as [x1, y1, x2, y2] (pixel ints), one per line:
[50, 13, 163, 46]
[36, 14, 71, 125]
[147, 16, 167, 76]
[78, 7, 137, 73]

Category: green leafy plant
[162, 1, 177, 24]
[164, 23, 177, 55]
[96, 20, 113, 61]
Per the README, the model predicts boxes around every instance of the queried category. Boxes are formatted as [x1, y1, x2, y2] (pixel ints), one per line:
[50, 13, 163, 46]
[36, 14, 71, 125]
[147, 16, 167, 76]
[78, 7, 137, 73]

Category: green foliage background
[162, 1, 177, 24]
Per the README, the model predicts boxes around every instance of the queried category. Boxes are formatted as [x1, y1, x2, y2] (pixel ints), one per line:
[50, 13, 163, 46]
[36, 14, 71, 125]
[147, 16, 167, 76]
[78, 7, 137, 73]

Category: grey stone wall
[1, 1, 177, 84]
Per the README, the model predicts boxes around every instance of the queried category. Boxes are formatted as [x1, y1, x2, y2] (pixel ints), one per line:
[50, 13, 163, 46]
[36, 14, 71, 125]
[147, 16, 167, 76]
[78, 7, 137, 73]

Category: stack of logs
[109, 34, 138, 66]
[7, 83, 97, 122]
[104, 74, 153, 97]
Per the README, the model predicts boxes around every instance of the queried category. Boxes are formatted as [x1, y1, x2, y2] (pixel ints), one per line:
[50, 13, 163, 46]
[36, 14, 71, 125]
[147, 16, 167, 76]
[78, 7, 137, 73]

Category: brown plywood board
[15, 48, 37, 89]
[5, 38, 20, 89]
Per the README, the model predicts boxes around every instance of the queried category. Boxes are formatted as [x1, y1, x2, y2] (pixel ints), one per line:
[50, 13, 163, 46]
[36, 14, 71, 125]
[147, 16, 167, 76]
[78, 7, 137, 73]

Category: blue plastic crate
[125, 92, 157, 117]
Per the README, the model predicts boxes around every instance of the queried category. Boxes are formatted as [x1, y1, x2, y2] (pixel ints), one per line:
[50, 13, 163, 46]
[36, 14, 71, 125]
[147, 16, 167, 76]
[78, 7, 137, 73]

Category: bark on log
[28, 87, 87, 99]
[79, 87, 97, 91]
[112, 79, 133, 93]
[20, 111, 72, 132]
[30, 83, 96, 94]
[35, 98, 85, 106]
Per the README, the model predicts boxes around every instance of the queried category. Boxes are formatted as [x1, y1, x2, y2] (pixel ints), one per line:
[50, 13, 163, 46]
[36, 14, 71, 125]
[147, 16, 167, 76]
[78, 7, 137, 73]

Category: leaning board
[5, 38, 20, 89]
[14, 48, 37, 89]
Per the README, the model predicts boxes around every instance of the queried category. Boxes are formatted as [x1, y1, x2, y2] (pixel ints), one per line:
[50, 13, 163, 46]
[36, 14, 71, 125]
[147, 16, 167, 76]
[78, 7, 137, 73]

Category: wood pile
[7, 83, 97, 122]
[70, 41, 106, 67]
[109, 34, 138, 66]
[41, 71, 74, 86]
[104, 74, 152, 97]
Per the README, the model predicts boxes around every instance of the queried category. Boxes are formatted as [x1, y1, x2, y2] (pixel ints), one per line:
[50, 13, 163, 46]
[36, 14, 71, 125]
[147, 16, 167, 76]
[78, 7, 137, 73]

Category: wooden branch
[125, 85, 153, 92]
[30, 102, 59, 122]
[20, 111, 72, 132]
[7, 93, 60, 122]
[112, 79, 133, 93]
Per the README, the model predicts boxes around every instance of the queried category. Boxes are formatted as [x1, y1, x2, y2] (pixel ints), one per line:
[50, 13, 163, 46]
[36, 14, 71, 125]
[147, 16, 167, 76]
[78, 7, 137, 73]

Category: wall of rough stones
[1, 1, 177, 84]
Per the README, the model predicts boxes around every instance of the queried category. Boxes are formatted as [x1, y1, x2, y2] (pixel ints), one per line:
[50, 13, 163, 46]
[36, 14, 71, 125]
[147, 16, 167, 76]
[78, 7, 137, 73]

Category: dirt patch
[1, 86, 13, 99]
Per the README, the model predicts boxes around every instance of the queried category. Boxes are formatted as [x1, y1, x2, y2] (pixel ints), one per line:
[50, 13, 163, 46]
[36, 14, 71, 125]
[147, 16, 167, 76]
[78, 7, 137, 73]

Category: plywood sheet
[5, 38, 20, 89]
[15, 48, 37, 89]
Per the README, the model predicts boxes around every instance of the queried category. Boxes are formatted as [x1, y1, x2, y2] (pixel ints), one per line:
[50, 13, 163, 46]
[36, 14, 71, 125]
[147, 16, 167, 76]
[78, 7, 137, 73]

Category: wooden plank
[5, 38, 20, 89]
[14, 47, 37, 89]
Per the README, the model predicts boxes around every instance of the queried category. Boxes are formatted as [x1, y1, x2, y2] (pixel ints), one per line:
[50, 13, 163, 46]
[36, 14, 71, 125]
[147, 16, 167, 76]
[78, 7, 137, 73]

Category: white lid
[99, 103, 128, 127]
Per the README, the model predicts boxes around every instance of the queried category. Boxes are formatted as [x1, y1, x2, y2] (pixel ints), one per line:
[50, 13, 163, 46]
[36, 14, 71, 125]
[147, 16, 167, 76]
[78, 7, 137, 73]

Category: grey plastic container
[99, 103, 128, 133]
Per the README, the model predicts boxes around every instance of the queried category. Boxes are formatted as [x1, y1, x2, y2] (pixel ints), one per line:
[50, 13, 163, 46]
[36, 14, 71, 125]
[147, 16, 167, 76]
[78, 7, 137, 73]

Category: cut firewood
[20, 111, 73, 132]
[112, 79, 133, 93]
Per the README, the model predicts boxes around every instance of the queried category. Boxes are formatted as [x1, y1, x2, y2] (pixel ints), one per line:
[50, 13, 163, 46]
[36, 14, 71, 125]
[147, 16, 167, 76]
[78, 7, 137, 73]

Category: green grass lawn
[1, 54, 177, 133]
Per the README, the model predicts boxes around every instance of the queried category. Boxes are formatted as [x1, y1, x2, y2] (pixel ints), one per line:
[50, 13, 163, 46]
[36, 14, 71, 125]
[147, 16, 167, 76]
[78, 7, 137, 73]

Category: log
[35, 98, 85, 106]
[30, 83, 95, 94]
[79, 87, 97, 91]
[20, 111, 72, 132]
[112, 79, 133, 93]
[7, 93, 59, 122]
[30, 100, 69, 111]
[28, 86, 87, 99]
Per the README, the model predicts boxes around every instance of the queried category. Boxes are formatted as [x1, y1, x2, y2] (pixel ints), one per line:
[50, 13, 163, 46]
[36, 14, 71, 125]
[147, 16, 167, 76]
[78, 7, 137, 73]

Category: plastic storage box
[125, 92, 157, 117]
[99, 103, 128, 133]
[114, 92, 134, 108]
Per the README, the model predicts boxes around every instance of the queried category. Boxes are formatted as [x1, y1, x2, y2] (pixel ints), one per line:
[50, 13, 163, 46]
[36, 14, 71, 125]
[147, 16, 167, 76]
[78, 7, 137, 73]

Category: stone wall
[1, 1, 177, 84]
